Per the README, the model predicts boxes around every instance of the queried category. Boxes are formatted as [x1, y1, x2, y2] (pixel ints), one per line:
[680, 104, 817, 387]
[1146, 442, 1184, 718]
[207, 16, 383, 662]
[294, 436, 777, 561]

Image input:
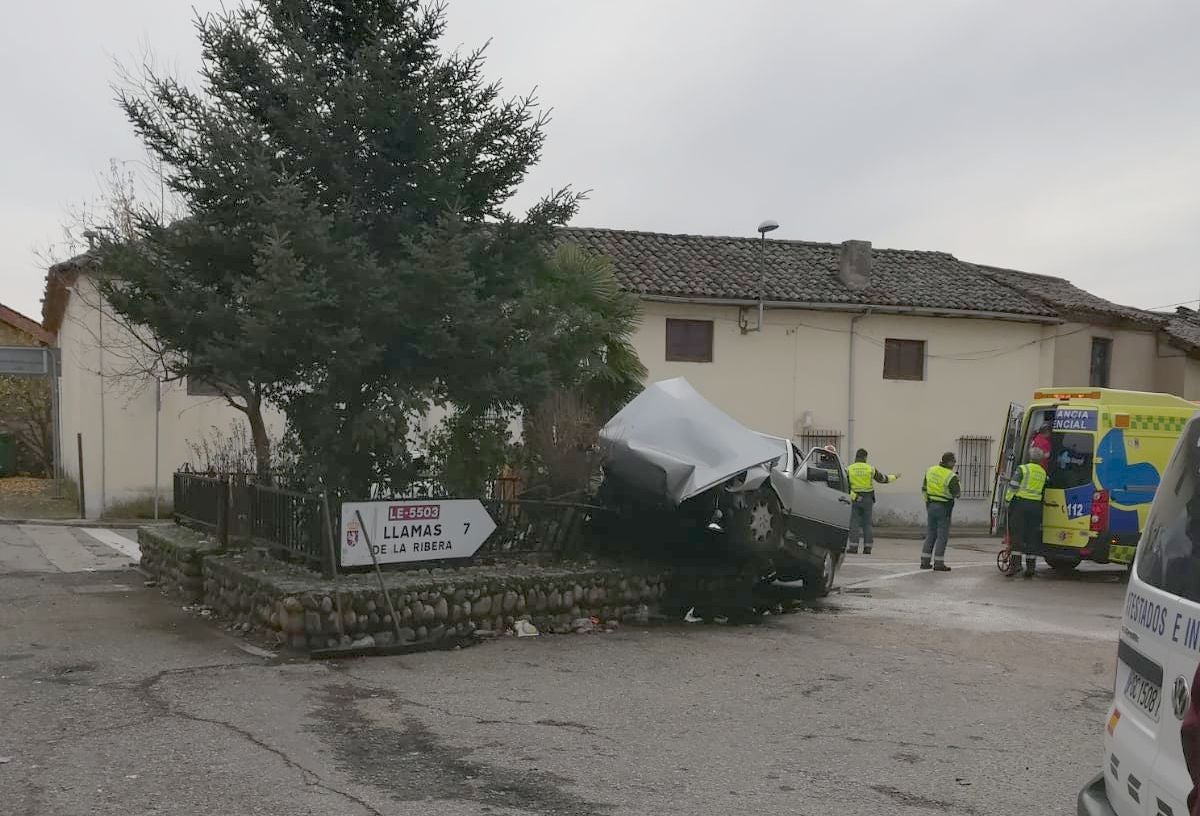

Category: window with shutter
[883, 339, 925, 381]
[665, 319, 714, 363]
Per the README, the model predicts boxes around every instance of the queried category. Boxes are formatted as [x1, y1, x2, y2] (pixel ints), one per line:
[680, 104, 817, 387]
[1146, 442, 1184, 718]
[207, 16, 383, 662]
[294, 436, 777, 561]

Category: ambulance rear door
[1043, 406, 1099, 551]
[990, 402, 1025, 535]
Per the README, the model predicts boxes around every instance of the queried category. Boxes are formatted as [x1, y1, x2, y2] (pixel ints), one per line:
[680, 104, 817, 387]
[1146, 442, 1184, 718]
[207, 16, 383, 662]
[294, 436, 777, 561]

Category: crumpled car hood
[598, 378, 782, 505]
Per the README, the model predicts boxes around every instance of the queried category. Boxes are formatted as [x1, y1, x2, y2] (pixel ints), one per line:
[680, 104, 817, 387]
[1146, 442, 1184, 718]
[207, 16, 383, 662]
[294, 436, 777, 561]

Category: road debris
[181, 604, 214, 618]
[514, 620, 539, 637]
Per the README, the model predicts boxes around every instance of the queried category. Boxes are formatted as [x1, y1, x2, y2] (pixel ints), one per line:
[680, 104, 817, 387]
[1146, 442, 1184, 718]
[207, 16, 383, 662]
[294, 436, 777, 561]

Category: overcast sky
[3, 1, 1199, 321]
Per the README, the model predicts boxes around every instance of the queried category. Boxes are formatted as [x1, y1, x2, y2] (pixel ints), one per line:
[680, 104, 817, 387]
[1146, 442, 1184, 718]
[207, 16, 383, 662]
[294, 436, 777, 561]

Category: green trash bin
[0, 433, 15, 477]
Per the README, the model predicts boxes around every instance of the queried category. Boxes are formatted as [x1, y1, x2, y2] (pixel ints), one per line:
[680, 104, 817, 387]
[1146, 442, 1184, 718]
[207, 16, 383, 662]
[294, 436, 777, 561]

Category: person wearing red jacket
[1031, 422, 1053, 463]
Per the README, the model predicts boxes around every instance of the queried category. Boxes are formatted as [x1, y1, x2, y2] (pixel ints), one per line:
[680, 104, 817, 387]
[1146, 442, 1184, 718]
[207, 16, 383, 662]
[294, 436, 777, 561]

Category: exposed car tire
[799, 549, 839, 600]
[1046, 556, 1081, 573]
[729, 487, 784, 558]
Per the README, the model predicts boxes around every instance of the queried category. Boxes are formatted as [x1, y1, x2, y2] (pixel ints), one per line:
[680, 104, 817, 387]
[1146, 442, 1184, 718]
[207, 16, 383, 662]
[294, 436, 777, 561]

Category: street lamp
[756, 219, 779, 331]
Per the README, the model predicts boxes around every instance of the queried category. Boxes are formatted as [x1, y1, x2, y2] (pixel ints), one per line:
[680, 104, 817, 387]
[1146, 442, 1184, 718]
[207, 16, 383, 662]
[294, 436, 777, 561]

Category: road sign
[339, 499, 497, 567]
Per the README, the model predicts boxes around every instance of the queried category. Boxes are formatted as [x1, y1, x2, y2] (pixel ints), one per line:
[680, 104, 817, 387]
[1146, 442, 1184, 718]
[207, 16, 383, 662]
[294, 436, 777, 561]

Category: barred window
[956, 435, 993, 499]
[798, 430, 844, 453]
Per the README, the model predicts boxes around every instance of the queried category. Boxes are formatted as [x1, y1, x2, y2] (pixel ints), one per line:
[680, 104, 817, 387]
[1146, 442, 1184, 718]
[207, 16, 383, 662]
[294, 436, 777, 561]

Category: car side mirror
[806, 468, 829, 483]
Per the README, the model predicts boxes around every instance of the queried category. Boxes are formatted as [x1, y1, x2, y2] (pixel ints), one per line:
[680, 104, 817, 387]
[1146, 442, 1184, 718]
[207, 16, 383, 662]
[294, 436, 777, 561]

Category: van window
[1135, 421, 1200, 601]
[1048, 432, 1094, 490]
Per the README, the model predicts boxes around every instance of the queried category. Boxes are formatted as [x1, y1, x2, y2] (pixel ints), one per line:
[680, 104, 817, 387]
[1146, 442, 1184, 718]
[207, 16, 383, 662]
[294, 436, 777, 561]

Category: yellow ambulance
[990, 388, 1198, 571]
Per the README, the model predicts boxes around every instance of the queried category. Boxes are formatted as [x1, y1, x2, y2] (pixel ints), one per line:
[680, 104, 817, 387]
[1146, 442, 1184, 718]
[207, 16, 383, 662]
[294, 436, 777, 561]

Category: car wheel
[816, 549, 838, 596]
[1046, 556, 1081, 573]
[730, 487, 784, 557]
[798, 549, 838, 600]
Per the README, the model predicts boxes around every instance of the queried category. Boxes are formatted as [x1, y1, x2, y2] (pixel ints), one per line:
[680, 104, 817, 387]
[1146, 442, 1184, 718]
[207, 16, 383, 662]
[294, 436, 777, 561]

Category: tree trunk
[245, 392, 273, 485]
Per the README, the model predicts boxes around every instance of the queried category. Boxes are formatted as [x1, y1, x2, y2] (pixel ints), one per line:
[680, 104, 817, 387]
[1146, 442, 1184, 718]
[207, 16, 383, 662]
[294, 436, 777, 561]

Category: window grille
[797, 430, 844, 453]
[957, 435, 994, 498]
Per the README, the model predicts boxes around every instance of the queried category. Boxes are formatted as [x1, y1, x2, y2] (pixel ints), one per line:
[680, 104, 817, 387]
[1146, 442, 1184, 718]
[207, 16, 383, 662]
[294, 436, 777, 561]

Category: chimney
[838, 240, 872, 292]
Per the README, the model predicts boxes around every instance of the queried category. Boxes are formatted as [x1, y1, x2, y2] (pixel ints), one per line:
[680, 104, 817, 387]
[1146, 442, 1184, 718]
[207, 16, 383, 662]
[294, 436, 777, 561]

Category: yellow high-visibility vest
[847, 462, 876, 494]
[1009, 462, 1047, 502]
[924, 465, 955, 502]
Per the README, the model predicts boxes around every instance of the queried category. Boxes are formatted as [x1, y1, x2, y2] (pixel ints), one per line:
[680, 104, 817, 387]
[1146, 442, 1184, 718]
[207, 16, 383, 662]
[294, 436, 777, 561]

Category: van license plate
[1123, 668, 1161, 721]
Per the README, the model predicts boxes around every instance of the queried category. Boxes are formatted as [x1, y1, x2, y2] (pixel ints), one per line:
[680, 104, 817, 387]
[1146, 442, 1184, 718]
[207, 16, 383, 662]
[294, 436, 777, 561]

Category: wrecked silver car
[597, 378, 852, 598]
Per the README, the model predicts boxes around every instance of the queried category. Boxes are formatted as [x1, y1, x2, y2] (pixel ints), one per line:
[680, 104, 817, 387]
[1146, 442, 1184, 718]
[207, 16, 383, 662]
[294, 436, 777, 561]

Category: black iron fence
[237, 482, 329, 571]
[174, 472, 335, 576]
[473, 498, 595, 561]
[174, 472, 229, 533]
[173, 471, 602, 575]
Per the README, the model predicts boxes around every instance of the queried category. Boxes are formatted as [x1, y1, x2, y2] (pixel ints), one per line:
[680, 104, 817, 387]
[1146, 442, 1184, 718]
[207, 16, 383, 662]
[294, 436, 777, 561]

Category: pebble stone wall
[139, 525, 747, 653]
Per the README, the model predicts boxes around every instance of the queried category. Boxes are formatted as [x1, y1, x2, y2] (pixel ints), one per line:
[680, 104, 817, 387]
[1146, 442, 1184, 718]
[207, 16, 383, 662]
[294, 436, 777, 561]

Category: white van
[1079, 413, 1200, 815]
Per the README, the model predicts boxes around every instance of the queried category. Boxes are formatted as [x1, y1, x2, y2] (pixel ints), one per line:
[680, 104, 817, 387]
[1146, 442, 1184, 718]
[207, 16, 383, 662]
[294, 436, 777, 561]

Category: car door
[784, 447, 852, 549]
[991, 402, 1025, 535]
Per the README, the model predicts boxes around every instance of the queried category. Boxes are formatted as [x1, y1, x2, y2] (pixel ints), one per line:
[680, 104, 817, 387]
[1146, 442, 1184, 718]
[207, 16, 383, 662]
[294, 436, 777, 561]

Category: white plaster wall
[1053, 323, 1158, 392]
[1185, 358, 1200, 402]
[630, 302, 1056, 525]
[56, 277, 286, 518]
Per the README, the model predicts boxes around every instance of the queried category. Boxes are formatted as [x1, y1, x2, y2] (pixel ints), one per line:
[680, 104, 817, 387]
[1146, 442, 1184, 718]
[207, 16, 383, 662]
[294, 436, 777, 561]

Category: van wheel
[1045, 556, 1081, 573]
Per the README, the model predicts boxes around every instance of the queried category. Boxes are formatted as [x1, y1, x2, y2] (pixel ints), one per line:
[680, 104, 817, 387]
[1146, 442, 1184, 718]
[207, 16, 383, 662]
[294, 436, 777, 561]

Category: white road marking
[20, 525, 116, 573]
[82, 528, 141, 562]
[844, 562, 994, 587]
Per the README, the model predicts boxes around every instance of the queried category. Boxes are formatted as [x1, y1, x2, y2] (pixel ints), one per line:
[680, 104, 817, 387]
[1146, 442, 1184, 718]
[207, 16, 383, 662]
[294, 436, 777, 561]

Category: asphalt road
[0, 525, 1125, 815]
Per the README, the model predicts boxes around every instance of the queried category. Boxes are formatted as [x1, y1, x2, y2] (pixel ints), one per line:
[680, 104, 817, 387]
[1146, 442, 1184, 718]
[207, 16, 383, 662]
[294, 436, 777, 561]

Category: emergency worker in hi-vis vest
[920, 452, 961, 571]
[1005, 446, 1049, 578]
[845, 448, 899, 555]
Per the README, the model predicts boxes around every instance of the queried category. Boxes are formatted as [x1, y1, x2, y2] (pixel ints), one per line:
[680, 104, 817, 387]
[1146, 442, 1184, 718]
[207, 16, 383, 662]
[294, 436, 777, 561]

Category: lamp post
[756, 219, 779, 331]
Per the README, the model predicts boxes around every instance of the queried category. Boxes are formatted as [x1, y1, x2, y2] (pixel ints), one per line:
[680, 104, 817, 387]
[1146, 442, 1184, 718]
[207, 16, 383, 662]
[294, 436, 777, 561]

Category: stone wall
[139, 525, 220, 603]
[204, 554, 673, 651]
[140, 525, 751, 654]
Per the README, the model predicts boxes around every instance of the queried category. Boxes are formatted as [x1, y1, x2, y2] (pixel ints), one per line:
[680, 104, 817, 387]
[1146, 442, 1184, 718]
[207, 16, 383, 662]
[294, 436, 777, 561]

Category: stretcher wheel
[996, 549, 1012, 574]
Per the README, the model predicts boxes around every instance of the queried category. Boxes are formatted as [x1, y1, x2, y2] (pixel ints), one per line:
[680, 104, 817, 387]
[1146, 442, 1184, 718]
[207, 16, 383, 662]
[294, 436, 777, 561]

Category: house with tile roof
[979, 266, 1200, 400]
[1154, 307, 1200, 399]
[563, 227, 1198, 524]
[41, 226, 1195, 524]
[0, 302, 56, 479]
[0, 302, 53, 348]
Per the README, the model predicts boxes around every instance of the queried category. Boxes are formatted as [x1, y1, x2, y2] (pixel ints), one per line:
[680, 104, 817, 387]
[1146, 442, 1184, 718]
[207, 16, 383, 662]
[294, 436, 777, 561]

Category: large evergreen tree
[97, 0, 614, 494]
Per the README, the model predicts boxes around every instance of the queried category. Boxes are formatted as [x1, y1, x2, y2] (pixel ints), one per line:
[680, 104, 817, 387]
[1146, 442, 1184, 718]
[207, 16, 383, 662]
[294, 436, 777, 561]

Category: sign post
[339, 499, 497, 568]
